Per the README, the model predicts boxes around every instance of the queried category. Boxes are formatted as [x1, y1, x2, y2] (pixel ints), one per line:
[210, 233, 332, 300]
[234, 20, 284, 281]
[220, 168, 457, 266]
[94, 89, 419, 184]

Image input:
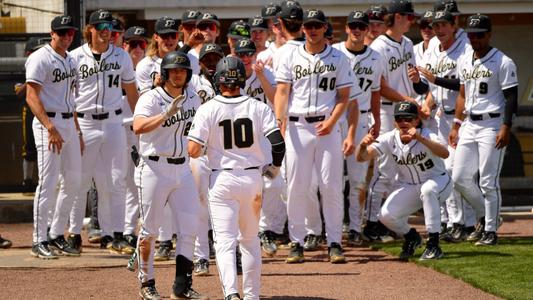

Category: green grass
[372, 237, 533, 300]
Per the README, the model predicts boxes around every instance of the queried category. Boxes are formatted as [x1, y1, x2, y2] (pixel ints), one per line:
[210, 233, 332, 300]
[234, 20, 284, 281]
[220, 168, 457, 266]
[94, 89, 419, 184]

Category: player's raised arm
[356, 130, 378, 162]
[273, 82, 291, 133]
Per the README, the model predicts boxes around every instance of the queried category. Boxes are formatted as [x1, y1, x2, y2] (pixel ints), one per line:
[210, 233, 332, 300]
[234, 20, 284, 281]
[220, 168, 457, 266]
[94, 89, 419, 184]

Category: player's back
[191, 94, 277, 170]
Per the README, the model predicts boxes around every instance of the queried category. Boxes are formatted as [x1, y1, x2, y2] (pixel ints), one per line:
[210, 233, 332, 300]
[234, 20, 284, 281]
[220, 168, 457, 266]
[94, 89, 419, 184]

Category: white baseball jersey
[458, 47, 518, 114]
[136, 55, 161, 94]
[414, 42, 426, 66]
[257, 42, 279, 71]
[371, 35, 417, 98]
[427, 28, 468, 55]
[187, 48, 201, 75]
[333, 43, 383, 111]
[134, 86, 201, 159]
[276, 44, 354, 116]
[190, 74, 216, 104]
[71, 44, 136, 113]
[422, 36, 470, 112]
[272, 39, 304, 72]
[245, 69, 276, 106]
[188, 95, 279, 170]
[370, 128, 447, 185]
[25, 44, 77, 112]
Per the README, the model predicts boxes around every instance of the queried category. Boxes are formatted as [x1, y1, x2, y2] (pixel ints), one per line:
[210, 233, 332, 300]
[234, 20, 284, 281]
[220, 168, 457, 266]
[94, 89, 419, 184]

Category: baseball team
[16, 0, 518, 299]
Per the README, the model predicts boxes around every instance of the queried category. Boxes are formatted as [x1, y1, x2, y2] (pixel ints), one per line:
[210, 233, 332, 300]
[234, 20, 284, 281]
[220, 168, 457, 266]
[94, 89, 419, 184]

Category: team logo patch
[205, 44, 217, 51]
[307, 10, 319, 18]
[252, 18, 263, 26]
[174, 56, 187, 64]
[398, 103, 411, 111]
[469, 18, 480, 27]
[165, 19, 176, 27]
[134, 27, 145, 35]
[265, 7, 277, 15]
[61, 16, 71, 24]
[99, 11, 110, 20]
[202, 13, 214, 20]
[353, 11, 364, 18]
[188, 11, 199, 18]
[239, 39, 252, 48]
[424, 11, 433, 18]
[435, 11, 445, 19]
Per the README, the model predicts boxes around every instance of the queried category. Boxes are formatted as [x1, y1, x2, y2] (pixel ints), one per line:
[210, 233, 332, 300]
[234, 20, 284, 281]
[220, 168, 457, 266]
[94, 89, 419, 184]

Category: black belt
[46, 112, 73, 119]
[360, 109, 371, 114]
[212, 166, 259, 172]
[288, 115, 325, 123]
[77, 109, 122, 120]
[381, 101, 393, 106]
[148, 156, 185, 165]
[469, 112, 500, 121]
[443, 109, 455, 115]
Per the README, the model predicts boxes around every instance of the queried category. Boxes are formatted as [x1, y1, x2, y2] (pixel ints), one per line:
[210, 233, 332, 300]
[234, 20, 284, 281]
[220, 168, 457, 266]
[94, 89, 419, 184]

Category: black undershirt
[346, 45, 367, 56]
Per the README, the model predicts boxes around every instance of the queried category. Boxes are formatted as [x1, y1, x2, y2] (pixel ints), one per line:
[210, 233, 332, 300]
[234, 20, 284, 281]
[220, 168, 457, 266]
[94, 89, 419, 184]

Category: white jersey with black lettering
[136, 55, 161, 94]
[190, 74, 216, 104]
[187, 48, 200, 75]
[272, 39, 304, 73]
[134, 86, 200, 159]
[71, 43, 136, 113]
[370, 35, 416, 98]
[458, 47, 518, 114]
[188, 95, 279, 170]
[370, 128, 447, 185]
[25, 44, 76, 112]
[245, 69, 276, 107]
[276, 44, 354, 116]
[427, 28, 468, 55]
[257, 42, 278, 71]
[332, 43, 383, 111]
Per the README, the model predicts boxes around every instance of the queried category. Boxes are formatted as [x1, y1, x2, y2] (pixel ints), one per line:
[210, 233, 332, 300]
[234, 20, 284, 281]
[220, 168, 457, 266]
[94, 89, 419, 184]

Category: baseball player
[333, 10, 384, 246]
[426, 0, 467, 52]
[274, 9, 354, 264]
[134, 51, 207, 300]
[415, 11, 477, 242]
[226, 20, 251, 56]
[249, 16, 269, 54]
[178, 10, 202, 48]
[271, 1, 304, 72]
[110, 17, 125, 47]
[187, 12, 221, 73]
[256, 5, 285, 71]
[188, 56, 285, 300]
[450, 14, 518, 246]
[364, 5, 388, 45]
[357, 101, 451, 260]
[26, 15, 81, 258]
[414, 11, 435, 66]
[62, 9, 138, 254]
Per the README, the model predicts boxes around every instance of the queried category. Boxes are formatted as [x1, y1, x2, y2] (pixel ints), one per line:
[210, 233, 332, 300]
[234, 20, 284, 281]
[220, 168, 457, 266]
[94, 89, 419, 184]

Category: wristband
[453, 118, 463, 126]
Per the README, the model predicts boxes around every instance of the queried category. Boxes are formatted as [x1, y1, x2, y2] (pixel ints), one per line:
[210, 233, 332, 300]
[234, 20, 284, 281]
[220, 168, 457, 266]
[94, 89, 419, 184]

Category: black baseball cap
[199, 43, 225, 60]
[434, 0, 460, 16]
[465, 14, 491, 33]
[197, 12, 220, 27]
[432, 10, 454, 25]
[366, 6, 387, 23]
[262, 3, 281, 19]
[235, 38, 256, 55]
[111, 17, 124, 32]
[249, 15, 269, 31]
[347, 10, 369, 25]
[124, 26, 147, 40]
[388, 0, 417, 15]
[303, 9, 327, 24]
[227, 20, 251, 39]
[181, 10, 202, 24]
[418, 10, 434, 24]
[394, 102, 418, 118]
[278, 1, 303, 21]
[89, 9, 113, 25]
[155, 16, 179, 34]
[51, 15, 77, 31]
[25, 37, 51, 52]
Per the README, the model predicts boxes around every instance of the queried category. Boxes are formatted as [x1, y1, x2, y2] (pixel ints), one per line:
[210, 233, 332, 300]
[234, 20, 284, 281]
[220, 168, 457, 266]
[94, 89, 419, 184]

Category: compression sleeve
[434, 77, 460, 91]
[503, 86, 518, 127]
[266, 129, 285, 167]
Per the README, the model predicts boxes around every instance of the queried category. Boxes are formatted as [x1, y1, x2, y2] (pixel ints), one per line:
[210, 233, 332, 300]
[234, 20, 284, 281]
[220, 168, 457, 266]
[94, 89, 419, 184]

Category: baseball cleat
[100, 235, 113, 249]
[154, 242, 172, 261]
[193, 258, 209, 276]
[49, 235, 81, 256]
[124, 234, 138, 248]
[140, 281, 161, 300]
[328, 242, 346, 264]
[399, 228, 422, 262]
[109, 237, 135, 255]
[170, 287, 209, 300]
[475, 231, 497, 246]
[467, 217, 485, 242]
[31, 242, 59, 259]
[224, 293, 241, 300]
[286, 242, 304, 264]
[88, 228, 102, 243]
[442, 223, 466, 243]
[303, 234, 320, 251]
[67, 233, 83, 254]
[347, 230, 363, 246]
[419, 245, 444, 260]
[0, 235, 12, 249]
[259, 231, 277, 257]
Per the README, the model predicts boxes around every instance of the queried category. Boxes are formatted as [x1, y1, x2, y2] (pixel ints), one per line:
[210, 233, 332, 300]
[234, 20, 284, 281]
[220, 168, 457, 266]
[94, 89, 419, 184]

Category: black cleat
[67, 233, 83, 253]
[347, 230, 363, 246]
[303, 234, 320, 251]
[100, 235, 113, 249]
[420, 233, 444, 261]
[475, 231, 497, 246]
[286, 242, 304, 263]
[0, 235, 12, 249]
[193, 258, 209, 276]
[467, 217, 485, 242]
[124, 234, 138, 248]
[171, 287, 209, 299]
[399, 228, 422, 262]
[49, 235, 81, 256]
[154, 241, 172, 261]
[224, 293, 240, 300]
[140, 280, 160, 300]
[31, 241, 58, 259]
[328, 242, 346, 264]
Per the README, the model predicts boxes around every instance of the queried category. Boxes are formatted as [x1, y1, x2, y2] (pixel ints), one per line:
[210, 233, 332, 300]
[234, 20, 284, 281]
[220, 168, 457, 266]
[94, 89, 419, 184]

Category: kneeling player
[356, 102, 451, 261]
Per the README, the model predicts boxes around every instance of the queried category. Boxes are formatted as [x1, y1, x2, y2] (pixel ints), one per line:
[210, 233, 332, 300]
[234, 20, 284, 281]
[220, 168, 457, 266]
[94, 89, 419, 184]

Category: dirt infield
[1, 213, 531, 299]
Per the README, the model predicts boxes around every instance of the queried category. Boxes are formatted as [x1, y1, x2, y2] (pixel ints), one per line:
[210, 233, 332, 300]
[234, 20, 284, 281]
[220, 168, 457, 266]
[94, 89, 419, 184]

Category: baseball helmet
[214, 56, 246, 89]
[160, 51, 192, 83]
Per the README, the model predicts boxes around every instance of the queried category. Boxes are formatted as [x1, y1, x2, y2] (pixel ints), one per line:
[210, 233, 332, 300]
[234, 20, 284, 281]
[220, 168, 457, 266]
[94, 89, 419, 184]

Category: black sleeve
[502, 86, 518, 127]
[434, 77, 460, 91]
[266, 129, 285, 167]
[413, 80, 429, 95]
[178, 44, 192, 53]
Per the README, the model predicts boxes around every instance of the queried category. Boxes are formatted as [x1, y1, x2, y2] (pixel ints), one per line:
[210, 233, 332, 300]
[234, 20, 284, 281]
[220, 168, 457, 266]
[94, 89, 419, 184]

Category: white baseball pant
[304, 170, 322, 236]
[124, 126, 139, 235]
[259, 174, 286, 235]
[191, 156, 211, 261]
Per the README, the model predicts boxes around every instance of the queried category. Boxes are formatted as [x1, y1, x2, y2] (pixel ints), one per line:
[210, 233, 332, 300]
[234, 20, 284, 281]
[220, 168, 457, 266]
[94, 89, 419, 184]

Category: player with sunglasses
[364, 5, 388, 45]
[178, 10, 202, 48]
[226, 20, 251, 56]
[110, 17, 125, 47]
[356, 101, 451, 261]
[414, 11, 435, 66]
[450, 14, 518, 246]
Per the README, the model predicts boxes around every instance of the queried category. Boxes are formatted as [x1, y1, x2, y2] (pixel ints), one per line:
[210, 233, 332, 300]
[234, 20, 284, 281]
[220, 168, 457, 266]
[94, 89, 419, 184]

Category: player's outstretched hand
[187, 31, 205, 48]
[369, 124, 380, 139]
[417, 67, 435, 83]
[252, 60, 265, 77]
[360, 130, 375, 147]
[448, 127, 459, 148]
[262, 164, 280, 179]
[162, 95, 185, 119]
[408, 64, 421, 83]
[316, 119, 334, 136]
[495, 124, 511, 149]
[47, 125, 64, 154]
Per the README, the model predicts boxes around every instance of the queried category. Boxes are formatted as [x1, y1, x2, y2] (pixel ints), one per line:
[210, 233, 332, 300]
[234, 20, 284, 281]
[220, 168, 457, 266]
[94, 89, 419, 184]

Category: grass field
[372, 237, 533, 300]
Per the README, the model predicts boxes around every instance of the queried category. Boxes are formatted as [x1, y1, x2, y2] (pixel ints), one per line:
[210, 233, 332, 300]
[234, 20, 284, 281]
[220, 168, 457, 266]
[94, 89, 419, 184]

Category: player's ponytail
[146, 38, 158, 58]
[83, 26, 92, 45]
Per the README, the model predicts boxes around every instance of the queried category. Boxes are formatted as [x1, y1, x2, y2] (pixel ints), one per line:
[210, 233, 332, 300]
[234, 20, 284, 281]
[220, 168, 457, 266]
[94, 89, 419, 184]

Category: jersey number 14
[219, 118, 254, 149]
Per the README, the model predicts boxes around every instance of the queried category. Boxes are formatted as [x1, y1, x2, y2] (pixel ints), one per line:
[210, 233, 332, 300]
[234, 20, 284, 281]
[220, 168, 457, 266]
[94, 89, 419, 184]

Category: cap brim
[250, 26, 268, 31]
[197, 20, 221, 27]
[369, 20, 384, 24]
[303, 19, 327, 24]
[465, 28, 489, 33]
[347, 20, 369, 26]
[157, 29, 178, 34]
[394, 113, 418, 118]
[90, 20, 112, 25]
[53, 25, 78, 30]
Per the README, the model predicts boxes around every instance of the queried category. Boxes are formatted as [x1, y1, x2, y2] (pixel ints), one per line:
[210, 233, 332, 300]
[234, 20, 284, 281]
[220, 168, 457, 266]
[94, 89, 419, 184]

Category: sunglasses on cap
[197, 22, 217, 31]
[237, 52, 255, 58]
[348, 22, 368, 31]
[159, 32, 178, 40]
[467, 32, 486, 39]
[128, 39, 147, 49]
[303, 22, 324, 30]
[399, 13, 416, 22]
[394, 116, 415, 123]
[419, 22, 433, 30]
[55, 28, 76, 37]
[95, 22, 113, 31]
[182, 23, 196, 31]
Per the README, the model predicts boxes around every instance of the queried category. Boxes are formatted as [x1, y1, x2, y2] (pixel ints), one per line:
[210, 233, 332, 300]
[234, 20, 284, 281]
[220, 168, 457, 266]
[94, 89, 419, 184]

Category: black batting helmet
[214, 56, 246, 89]
[160, 51, 192, 83]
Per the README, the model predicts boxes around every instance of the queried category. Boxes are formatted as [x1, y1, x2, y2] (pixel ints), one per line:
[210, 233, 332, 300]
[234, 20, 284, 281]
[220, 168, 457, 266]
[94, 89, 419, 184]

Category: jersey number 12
[219, 118, 254, 149]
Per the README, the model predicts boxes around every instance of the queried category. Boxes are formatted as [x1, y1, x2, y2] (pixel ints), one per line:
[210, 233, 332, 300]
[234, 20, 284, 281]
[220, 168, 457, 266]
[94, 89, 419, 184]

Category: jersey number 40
[219, 118, 254, 149]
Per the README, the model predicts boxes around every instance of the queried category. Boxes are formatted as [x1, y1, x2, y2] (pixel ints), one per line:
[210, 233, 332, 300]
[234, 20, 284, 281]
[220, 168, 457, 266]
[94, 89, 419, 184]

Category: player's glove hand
[162, 95, 185, 119]
[262, 164, 280, 179]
